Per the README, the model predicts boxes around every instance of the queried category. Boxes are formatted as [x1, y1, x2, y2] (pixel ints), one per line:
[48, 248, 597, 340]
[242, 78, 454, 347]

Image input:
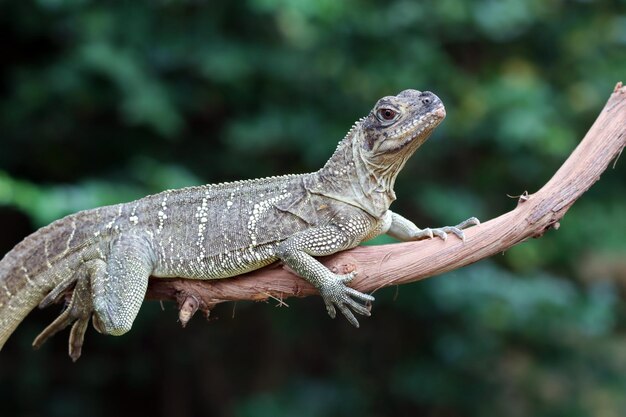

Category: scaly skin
[0, 89, 479, 360]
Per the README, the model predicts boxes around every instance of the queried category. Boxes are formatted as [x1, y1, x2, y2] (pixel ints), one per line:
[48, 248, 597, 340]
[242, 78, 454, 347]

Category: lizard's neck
[306, 126, 400, 218]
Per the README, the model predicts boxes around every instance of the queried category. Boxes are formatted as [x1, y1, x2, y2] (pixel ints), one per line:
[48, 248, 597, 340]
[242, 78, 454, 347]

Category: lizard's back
[143, 172, 339, 279]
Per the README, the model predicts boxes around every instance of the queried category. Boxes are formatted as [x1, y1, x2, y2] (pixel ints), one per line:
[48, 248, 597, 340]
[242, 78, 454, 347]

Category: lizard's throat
[358, 150, 408, 196]
[308, 129, 409, 218]
[353, 138, 414, 205]
[350, 126, 431, 216]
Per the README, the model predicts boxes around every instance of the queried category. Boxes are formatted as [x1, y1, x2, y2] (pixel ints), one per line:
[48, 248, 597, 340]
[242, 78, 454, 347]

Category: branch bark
[146, 83, 626, 324]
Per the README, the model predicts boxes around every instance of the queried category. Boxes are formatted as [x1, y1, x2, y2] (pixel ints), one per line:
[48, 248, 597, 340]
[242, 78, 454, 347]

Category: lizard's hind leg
[33, 234, 154, 360]
[33, 261, 96, 361]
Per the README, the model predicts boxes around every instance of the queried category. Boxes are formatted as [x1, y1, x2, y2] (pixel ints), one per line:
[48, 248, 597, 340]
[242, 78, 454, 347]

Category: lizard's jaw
[390, 103, 446, 153]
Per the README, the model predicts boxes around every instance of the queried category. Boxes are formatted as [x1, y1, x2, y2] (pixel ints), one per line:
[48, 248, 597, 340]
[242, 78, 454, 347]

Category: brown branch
[146, 82, 626, 322]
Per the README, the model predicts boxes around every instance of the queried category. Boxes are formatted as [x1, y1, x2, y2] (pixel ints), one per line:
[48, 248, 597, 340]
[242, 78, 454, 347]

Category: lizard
[0, 89, 479, 360]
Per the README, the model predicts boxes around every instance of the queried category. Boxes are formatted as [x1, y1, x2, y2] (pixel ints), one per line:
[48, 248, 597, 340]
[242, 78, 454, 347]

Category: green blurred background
[0, 1, 625, 416]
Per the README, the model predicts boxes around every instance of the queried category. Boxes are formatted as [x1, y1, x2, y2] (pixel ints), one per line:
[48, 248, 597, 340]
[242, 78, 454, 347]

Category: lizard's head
[360, 89, 446, 157]
[315, 89, 446, 216]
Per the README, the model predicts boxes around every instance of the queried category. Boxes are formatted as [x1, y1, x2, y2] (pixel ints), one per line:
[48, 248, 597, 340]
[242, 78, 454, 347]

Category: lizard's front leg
[386, 211, 480, 242]
[88, 234, 154, 337]
[275, 226, 374, 327]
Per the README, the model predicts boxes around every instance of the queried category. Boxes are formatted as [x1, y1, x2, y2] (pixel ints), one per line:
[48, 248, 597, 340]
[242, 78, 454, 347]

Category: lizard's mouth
[432, 105, 446, 120]
[394, 104, 446, 151]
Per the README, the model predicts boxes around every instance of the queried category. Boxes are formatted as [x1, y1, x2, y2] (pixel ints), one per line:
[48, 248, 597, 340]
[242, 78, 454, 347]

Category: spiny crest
[162, 173, 307, 196]
[333, 116, 367, 152]
[339, 117, 365, 143]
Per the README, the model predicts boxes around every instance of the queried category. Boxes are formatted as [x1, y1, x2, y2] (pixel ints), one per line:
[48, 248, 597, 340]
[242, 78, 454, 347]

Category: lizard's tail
[0, 274, 49, 350]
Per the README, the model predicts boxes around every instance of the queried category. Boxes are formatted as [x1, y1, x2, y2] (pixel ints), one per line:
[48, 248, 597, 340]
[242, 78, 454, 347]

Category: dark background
[0, 1, 625, 416]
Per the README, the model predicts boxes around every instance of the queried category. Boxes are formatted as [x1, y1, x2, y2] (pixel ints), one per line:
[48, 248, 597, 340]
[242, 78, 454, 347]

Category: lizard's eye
[377, 108, 397, 121]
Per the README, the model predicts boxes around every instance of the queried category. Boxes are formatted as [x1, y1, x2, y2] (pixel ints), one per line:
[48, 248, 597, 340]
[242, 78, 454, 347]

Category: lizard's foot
[33, 276, 93, 361]
[318, 272, 374, 328]
[424, 216, 480, 242]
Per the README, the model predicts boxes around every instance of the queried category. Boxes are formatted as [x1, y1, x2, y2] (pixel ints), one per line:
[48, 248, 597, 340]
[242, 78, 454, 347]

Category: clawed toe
[319, 276, 374, 328]
[68, 318, 90, 361]
[455, 217, 480, 229]
[32, 308, 74, 350]
[33, 276, 94, 361]
[431, 229, 448, 241]
[430, 216, 480, 242]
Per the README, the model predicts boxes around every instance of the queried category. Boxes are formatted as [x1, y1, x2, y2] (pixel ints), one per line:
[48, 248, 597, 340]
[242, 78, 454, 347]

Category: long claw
[325, 301, 337, 319]
[455, 217, 480, 229]
[344, 287, 375, 302]
[32, 308, 73, 349]
[345, 298, 371, 316]
[447, 227, 466, 240]
[338, 304, 359, 328]
[69, 318, 89, 362]
[413, 228, 434, 240]
[431, 229, 448, 241]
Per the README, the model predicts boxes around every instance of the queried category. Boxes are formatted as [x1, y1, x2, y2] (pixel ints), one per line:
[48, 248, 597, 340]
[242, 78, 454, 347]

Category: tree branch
[146, 82, 626, 325]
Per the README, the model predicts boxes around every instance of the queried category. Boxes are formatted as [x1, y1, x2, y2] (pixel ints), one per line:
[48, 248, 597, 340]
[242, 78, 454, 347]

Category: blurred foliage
[0, 0, 625, 416]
